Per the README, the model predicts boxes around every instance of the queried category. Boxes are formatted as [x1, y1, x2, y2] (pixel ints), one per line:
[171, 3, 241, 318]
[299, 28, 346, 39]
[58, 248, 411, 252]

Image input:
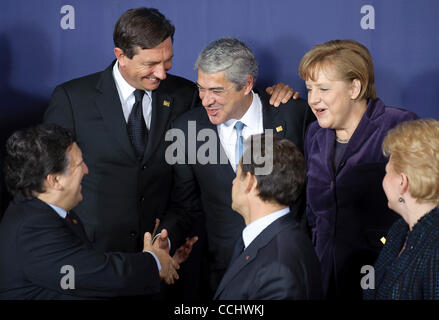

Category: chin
[142, 80, 161, 91]
[317, 119, 331, 129]
[208, 115, 225, 125]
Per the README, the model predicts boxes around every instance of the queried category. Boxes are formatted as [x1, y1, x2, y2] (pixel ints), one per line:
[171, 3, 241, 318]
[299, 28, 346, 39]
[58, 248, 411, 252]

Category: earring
[398, 197, 405, 203]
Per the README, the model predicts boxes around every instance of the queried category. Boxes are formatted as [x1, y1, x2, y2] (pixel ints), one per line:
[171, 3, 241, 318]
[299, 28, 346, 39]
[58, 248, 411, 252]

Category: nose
[200, 90, 215, 107]
[153, 63, 167, 80]
[307, 89, 320, 106]
[82, 162, 89, 175]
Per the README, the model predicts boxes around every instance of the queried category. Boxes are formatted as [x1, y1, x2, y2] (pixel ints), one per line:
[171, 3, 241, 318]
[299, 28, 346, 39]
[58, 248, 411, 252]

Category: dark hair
[240, 134, 305, 206]
[113, 7, 175, 59]
[4, 124, 74, 198]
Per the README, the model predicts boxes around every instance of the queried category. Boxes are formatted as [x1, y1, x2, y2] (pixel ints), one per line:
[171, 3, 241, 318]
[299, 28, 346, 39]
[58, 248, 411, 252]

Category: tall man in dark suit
[159, 37, 316, 298]
[214, 134, 321, 299]
[43, 8, 295, 255]
[0, 124, 179, 299]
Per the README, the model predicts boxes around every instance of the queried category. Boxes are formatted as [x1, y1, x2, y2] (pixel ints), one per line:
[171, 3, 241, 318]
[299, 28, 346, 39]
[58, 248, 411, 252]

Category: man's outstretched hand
[143, 232, 180, 285]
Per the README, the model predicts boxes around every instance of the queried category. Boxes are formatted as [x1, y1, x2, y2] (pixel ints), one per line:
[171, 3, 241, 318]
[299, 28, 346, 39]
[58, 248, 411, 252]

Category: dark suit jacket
[44, 62, 198, 252]
[160, 90, 315, 295]
[305, 98, 418, 299]
[0, 198, 160, 299]
[214, 213, 322, 300]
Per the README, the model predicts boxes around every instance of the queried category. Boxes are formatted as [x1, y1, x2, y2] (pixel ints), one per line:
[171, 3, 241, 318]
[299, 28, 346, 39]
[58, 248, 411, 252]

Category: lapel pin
[163, 100, 171, 107]
[276, 126, 283, 133]
[380, 237, 386, 244]
[72, 219, 78, 224]
[245, 255, 249, 260]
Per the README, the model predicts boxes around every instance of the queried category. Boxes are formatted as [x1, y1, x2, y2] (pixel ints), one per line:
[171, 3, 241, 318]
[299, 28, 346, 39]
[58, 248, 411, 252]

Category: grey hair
[194, 37, 258, 90]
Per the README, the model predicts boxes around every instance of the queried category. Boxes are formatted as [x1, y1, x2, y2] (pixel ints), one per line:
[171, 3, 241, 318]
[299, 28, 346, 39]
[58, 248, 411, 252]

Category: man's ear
[114, 47, 126, 66]
[245, 172, 258, 194]
[350, 79, 362, 100]
[46, 173, 63, 191]
[243, 75, 254, 95]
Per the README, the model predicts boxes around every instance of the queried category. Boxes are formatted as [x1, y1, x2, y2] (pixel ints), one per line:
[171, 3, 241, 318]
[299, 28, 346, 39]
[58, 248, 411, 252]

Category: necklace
[335, 136, 349, 144]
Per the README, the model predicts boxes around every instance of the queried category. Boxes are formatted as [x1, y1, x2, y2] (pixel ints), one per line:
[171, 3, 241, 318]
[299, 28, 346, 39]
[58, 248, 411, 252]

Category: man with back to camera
[0, 124, 180, 299]
[214, 133, 322, 300]
[43, 7, 296, 257]
[158, 37, 316, 298]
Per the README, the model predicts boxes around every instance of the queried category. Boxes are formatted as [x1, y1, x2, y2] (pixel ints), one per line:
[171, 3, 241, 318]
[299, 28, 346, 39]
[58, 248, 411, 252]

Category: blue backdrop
[1, 0, 438, 143]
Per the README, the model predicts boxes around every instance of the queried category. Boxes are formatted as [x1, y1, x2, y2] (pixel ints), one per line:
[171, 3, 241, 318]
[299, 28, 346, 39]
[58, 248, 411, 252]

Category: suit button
[129, 231, 137, 237]
[140, 197, 145, 202]
[142, 165, 147, 170]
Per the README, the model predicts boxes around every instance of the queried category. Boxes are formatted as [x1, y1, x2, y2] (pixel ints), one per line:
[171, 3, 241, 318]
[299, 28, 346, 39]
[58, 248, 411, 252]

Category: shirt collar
[242, 207, 290, 249]
[46, 202, 68, 219]
[219, 91, 262, 138]
[112, 61, 152, 102]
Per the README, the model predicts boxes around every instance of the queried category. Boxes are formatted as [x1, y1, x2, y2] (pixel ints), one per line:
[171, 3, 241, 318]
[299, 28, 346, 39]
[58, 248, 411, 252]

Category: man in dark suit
[43, 8, 295, 255]
[214, 134, 321, 299]
[0, 124, 179, 299]
[159, 38, 316, 298]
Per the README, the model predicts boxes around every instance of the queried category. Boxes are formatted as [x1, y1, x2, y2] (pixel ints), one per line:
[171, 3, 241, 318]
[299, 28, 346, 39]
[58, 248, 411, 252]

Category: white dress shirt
[242, 207, 290, 249]
[112, 61, 152, 129]
[217, 91, 264, 171]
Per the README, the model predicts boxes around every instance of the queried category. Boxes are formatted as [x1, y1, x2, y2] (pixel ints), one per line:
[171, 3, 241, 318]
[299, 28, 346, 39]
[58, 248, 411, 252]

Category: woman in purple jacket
[298, 40, 418, 299]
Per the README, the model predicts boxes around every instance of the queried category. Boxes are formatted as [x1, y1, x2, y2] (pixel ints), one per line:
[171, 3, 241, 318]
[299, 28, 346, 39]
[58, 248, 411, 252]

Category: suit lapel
[64, 211, 93, 248]
[214, 213, 294, 299]
[26, 198, 93, 248]
[259, 91, 286, 138]
[143, 89, 173, 164]
[199, 110, 236, 179]
[94, 64, 137, 162]
[335, 101, 380, 175]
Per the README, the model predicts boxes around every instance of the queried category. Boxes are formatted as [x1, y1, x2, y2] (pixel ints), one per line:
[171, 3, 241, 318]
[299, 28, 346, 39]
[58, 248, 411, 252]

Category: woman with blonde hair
[364, 119, 439, 300]
[298, 40, 418, 299]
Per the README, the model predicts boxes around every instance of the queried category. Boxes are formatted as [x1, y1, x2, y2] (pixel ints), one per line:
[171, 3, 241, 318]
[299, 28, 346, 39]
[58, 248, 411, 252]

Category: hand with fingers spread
[173, 236, 198, 264]
[151, 218, 171, 253]
[143, 232, 180, 285]
[266, 82, 300, 107]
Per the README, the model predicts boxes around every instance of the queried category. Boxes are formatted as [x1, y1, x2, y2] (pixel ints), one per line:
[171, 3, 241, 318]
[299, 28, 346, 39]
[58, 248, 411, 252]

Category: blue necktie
[127, 89, 148, 159]
[234, 121, 245, 167]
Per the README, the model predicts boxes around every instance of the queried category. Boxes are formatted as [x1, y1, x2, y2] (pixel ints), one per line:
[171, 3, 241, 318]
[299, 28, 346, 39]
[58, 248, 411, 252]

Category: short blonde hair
[298, 39, 376, 101]
[383, 119, 439, 205]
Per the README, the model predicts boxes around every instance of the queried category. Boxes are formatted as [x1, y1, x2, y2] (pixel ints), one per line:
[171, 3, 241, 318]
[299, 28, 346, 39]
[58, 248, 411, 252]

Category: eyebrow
[196, 82, 225, 90]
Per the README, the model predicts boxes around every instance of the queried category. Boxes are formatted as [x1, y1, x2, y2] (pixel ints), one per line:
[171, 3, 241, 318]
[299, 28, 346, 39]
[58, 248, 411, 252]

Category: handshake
[142, 219, 198, 285]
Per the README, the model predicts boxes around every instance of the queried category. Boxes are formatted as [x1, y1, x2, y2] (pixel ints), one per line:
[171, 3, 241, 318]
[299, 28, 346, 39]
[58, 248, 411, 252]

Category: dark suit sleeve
[18, 213, 160, 298]
[249, 262, 308, 300]
[159, 120, 203, 252]
[43, 85, 76, 133]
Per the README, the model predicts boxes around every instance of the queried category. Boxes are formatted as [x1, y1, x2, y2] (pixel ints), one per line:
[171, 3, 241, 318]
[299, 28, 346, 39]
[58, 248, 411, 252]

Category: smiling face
[115, 37, 173, 91]
[57, 143, 89, 211]
[382, 157, 403, 214]
[305, 66, 357, 131]
[197, 69, 253, 125]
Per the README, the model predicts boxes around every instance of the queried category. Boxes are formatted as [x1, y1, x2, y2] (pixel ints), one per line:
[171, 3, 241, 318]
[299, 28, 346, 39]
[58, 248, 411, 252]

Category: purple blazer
[305, 98, 418, 299]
